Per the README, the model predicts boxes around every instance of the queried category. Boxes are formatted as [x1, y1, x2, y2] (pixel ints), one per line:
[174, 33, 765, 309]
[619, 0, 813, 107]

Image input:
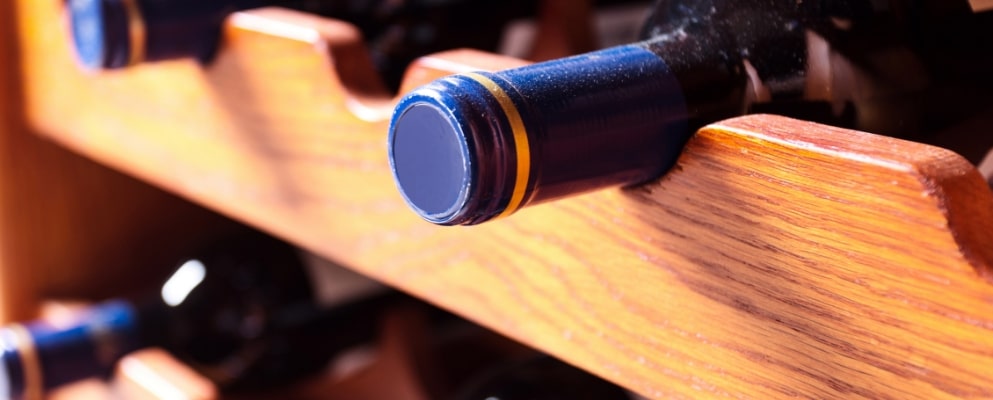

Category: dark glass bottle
[65, 0, 536, 89]
[0, 231, 395, 398]
[387, 0, 993, 225]
[450, 355, 632, 400]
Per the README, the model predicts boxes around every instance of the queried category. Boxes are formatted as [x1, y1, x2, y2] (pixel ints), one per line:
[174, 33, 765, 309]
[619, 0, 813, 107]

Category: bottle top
[389, 93, 474, 225]
[389, 72, 519, 225]
[67, 0, 140, 69]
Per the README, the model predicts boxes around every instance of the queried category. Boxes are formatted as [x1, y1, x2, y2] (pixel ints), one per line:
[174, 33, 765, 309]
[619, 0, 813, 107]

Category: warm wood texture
[11, 1, 993, 399]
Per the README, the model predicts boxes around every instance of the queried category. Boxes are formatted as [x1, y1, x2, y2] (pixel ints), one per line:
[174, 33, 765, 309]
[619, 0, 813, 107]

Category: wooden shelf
[7, 0, 993, 398]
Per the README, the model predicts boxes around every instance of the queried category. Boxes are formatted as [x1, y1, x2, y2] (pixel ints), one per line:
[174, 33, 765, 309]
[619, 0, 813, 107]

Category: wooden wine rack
[4, 1, 993, 399]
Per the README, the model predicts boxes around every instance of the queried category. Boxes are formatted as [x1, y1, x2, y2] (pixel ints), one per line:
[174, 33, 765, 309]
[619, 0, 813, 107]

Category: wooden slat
[14, 2, 993, 398]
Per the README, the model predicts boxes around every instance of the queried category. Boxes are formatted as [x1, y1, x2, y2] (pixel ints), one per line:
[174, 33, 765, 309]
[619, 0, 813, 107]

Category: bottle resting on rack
[450, 355, 632, 400]
[0, 231, 396, 399]
[65, 0, 536, 89]
[387, 0, 993, 225]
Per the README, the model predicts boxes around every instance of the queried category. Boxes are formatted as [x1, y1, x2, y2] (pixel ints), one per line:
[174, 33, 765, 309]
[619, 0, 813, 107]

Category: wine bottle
[0, 231, 397, 398]
[387, 0, 993, 225]
[450, 355, 632, 400]
[363, 0, 538, 90]
[65, 0, 536, 89]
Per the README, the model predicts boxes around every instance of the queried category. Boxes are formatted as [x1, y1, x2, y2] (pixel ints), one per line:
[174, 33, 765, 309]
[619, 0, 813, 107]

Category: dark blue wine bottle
[387, 0, 993, 225]
[65, 0, 537, 89]
[0, 300, 140, 400]
[0, 231, 395, 398]
[67, 0, 270, 70]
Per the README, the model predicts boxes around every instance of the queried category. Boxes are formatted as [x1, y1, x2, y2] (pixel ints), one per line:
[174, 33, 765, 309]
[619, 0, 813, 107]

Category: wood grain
[12, 1, 993, 399]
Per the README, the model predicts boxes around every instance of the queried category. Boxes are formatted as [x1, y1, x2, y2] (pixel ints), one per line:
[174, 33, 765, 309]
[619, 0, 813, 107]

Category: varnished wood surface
[12, 1, 993, 398]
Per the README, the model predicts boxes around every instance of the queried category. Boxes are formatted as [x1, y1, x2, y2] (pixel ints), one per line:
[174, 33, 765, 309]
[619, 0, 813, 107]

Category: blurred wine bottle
[65, 0, 537, 90]
[450, 355, 632, 400]
[387, 0, 993, 225]
[363, 0, 538, 90]
[0, 230, 399, 399]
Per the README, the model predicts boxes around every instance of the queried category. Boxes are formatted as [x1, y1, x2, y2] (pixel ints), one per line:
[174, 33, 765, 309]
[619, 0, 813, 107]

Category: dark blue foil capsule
[388, 43, 728, 225]
[66, 0, 262, 70]
[0, 301, 140, 400]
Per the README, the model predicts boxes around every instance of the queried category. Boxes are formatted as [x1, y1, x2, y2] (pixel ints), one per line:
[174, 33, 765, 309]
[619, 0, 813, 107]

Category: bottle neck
[0, 290, 399, 398]
[0, 300, 143, 399]
[134, 0, 248, 64]
[480, 31, 747, 214]
[388, 35, 748, 225]
[638, 24, 750, 132]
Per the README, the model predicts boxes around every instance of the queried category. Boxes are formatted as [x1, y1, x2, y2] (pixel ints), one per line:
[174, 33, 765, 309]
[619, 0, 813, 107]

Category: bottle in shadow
[0, 230, 400, 398]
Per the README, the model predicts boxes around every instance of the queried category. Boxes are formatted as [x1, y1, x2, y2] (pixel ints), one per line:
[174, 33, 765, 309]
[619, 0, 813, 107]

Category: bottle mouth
[67, 0, 142, 69]
[388, 93, 474, 225]
[388, 74, 529, 225]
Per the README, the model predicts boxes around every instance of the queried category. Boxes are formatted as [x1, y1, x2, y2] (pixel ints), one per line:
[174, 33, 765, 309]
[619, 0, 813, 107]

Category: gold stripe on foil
[463, 72, 532, 218]
[120, 0, 146, 65]
[7, 324, 43, 400]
